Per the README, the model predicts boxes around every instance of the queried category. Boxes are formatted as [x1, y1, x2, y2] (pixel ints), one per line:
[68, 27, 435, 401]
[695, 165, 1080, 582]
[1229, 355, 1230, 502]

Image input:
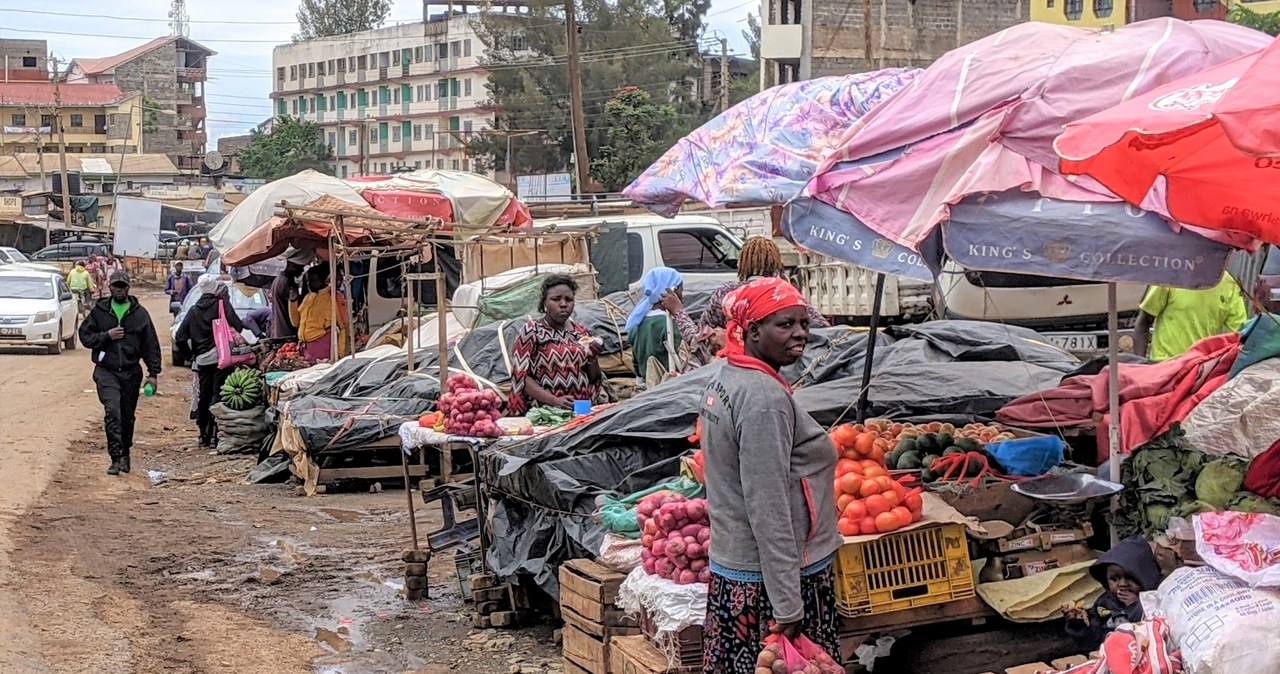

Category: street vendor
[1063, 535, 1162, 649]
[269, 258, 305, 339]
[289, 263, 348, 363]
[699, 277, 842, 673]
[507, 274, 606, 416]
[625, 266, 685, 388]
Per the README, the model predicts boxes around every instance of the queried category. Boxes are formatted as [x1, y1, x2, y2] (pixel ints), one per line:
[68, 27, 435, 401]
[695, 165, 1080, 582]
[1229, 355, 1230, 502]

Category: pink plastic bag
[214, 300, 254, 369]
[755, 634, 842, 674]
[1194, 511, 1280, 588]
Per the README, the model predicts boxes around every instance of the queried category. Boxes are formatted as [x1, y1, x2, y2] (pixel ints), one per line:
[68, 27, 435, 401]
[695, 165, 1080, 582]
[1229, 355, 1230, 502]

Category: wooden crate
[564, 602, 642, 640]
[563, 624, 609, 674]
[559, 558, 636, 627]
[562, 656, 593, 674]
[609, 634, 701, 674]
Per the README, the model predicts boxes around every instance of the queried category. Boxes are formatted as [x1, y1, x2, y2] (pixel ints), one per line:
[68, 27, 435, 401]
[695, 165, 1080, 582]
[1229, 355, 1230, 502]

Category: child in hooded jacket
[1064, 535, 1163, 649]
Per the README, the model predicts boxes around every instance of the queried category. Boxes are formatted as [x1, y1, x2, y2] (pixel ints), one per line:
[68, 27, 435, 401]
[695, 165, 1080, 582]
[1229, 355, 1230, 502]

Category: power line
[0, 7, 422, 26]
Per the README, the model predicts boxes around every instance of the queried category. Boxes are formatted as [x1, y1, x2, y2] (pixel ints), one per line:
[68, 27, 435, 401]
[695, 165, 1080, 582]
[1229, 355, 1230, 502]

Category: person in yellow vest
[1134, 271, 1248, 361]
[67, 260, 95, 312]
[289, 264, 348, 363]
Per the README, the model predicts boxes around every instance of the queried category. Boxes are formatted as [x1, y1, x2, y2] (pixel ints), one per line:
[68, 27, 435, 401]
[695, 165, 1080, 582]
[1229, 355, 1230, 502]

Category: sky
[2, 0, 755, 144]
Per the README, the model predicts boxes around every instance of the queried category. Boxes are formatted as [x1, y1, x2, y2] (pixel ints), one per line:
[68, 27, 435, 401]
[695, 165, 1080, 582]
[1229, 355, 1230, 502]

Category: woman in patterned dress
[507, 274, 606, 416]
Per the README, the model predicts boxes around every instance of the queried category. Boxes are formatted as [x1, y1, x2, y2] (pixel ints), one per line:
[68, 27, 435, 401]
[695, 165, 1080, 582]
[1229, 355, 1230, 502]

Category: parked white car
[0, 246, 60, 273]
[0, 269, 79, 354]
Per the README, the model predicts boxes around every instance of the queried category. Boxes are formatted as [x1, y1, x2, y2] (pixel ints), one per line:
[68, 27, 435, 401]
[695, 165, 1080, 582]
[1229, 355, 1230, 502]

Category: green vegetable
[955, 438, 982, 452]
[1195, 460, 1246, 509]
[897, 450, 923, 470]
[1229, 493, 1280, 515]
[526, 406, 574, 427]
[937, 432, 954, 448]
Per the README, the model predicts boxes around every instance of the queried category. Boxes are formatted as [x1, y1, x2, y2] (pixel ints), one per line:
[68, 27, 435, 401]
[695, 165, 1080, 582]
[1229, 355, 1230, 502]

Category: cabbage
[1194, 460, 1245, 509]
[1228, 493, 1280, 515]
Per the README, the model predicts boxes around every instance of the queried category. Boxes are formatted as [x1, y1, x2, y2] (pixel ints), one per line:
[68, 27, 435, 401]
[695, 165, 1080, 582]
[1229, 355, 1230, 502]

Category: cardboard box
[993, 543, 1097, 581]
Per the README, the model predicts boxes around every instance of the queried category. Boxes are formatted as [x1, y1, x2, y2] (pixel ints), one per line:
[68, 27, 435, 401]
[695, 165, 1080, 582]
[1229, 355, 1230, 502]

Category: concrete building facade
[0, 39, 49, 81]
[0, 82, 143, 156]
[271, 13, 494, 178]
[67, 36, 216, 176]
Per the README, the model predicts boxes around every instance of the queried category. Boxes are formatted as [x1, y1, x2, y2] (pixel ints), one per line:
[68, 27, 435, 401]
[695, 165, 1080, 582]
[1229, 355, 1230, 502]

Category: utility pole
[51, 55, 72, 241]
[719, 38, 730, 112]
[563, 0, 590, 195]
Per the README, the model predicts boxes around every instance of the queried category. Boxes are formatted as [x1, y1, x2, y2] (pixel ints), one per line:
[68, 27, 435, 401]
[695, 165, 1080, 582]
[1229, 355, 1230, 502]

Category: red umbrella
[1056, 37, 1280, 245]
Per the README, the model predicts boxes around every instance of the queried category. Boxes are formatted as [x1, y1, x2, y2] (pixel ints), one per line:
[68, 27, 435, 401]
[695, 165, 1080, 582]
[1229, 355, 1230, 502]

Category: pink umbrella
[806, 19, 1271, 253]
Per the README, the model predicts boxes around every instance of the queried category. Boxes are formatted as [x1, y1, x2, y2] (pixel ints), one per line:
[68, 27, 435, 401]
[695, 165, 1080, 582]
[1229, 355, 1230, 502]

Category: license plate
[1044, 333, 1097, 352]
[0, 328, 21, 336]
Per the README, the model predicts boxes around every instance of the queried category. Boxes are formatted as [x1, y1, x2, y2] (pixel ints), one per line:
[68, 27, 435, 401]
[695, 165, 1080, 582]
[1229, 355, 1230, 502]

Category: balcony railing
[176, 67, 206, 81]
[437, 96, 459, 112]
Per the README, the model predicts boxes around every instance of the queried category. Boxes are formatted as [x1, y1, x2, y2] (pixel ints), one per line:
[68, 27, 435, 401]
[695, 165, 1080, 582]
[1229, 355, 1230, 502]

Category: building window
[464, 78, 472, 97]
[1064, 0, 1083, 20]
[10, 114, 24, 126]
[290, 65, 297, 81]
[451, 159, 460, 170]
[1093, 0, 1113, 17]
[308, 63, 315, 78]
[380, 162, 388, 173]
[69, 114, 83, 127]
[463, 120, 473, 132]
[337, 58, 346, 73]
[437, 43, 448, 60]
[392, 50, 400, 66]
[348, 56, 356, 71]
[41, 114, 53, 128]
[464, 39, 472, 57]
[278, 99, 287, 116]
[451, 41, 461, 57]
[1192, 0, 1216, 11]
[292, 99, 298, 114]
[358, 55, 367, 70]
[21, 56, 36, 67]
[392, 87, 400, 104]
[276, 66, 285, 82]
[425, 85, 432, 101]
[415, 160, 422, 169]
[392, 125, 401, 142]
[437, 158, 445, 169]
[349, 129, 357, 145]
[413, 124, 422, 141]
[425, 123, 435, 141]
[318, 61, 326, 76]
[341, 165, 348, 178]
[328, 132, 336, 147]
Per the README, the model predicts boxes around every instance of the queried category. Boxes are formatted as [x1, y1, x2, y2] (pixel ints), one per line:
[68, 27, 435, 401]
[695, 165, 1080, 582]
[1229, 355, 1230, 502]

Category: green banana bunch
[220, 367, 263, 410]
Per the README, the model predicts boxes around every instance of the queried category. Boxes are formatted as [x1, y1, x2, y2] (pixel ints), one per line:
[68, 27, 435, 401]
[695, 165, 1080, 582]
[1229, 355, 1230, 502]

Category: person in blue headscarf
[625, 267, 685, 387]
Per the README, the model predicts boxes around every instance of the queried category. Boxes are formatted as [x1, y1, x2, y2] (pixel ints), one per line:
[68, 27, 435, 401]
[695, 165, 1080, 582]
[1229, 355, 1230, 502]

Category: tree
[1227, 4, 1280, 35]
[589, 86, 678, 191]
[470, 0, 709, 180]
[237, 116, 333, 179]
[729, 13, 761, 106]
[294, 0, 392, 41]
[139, 93, 160, 136]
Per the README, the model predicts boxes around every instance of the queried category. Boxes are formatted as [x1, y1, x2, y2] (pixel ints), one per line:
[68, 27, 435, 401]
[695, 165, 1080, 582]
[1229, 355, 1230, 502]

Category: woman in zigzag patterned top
[507, 274, 607, 416]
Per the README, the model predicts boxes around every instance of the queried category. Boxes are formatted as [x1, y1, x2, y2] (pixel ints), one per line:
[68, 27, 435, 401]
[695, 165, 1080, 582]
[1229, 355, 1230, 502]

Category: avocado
[898, 450, 923, 470]
[895, 437, 917, 453]
[943, 446, 965, 456]
[937, 432, 954, 448]
[915, 434, 940, 454]
[955, 437, 982, 452]
[965, 455, 987, 475]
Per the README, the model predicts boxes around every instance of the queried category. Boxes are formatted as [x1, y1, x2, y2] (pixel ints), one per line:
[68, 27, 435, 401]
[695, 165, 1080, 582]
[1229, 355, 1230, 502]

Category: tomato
[858, 479, 883, 498]
[858, 516, 879, 536]
[875, 512, 900, 533]
[864, 494, 891, 517]
[837, 493, 855, 513]
[838, 517, 858, 536]
[844, 500, 868, 521]
[890, 506, 913, 528]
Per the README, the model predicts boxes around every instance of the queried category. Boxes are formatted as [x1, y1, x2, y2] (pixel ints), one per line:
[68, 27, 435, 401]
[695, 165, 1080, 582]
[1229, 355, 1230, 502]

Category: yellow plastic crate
[833, 522, 975, 617]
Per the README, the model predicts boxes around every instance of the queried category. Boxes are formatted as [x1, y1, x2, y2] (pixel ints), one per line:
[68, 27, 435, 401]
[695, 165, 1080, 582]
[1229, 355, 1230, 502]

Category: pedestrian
[86, 255, 109, 299]
[78, 271, 162, 475]
[289, 264, 347, 363]
[1134, 271, 1248, 361]
[165, 261, 194, 314]
[175, 239, 190, 261]
[66, 259, 95, 312]
[624, 266, 685, 388]
[175, 276, 246, 448]
[269, 259, 305, 339]
[699, 277, 841, 674]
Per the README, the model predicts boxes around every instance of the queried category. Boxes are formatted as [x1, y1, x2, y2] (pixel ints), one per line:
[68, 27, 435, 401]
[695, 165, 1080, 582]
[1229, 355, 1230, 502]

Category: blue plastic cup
[573, 400, 592, 416]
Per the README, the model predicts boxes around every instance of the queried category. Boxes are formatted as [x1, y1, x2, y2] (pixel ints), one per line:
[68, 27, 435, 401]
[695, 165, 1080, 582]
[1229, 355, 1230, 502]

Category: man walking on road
[79, 271, 162, 475]
[1134, 271, 1248, 362]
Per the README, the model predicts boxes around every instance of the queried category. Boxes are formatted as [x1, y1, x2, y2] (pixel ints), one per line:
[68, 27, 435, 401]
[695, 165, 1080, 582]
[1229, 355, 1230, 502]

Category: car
[0, 269, 79, 354]
[1252, 245, 1280, 314]
[30, 241, 111, 262]
[169, 279, 267, 367]
[0, 246, 63, 273]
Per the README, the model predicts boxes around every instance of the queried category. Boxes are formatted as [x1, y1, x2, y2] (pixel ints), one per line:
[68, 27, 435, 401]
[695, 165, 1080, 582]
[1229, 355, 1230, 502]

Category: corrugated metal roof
[73, 36, 217, 76]
[6, 153, 179, 177]
[0, 82, 130, 107]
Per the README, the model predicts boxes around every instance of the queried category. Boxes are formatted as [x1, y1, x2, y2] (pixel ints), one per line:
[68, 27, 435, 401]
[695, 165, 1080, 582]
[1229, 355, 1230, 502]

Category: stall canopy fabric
[802, 18, 1270, 256]
[1056, 37, 1280, 245]
[208, 170, 368, 253]
[346, 169, 533, 230]
[219, 195, 386, 268]
[622, 69, 919, 216]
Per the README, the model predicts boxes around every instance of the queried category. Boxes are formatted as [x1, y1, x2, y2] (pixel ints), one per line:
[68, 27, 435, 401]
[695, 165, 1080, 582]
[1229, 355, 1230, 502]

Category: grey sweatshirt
[699, 361, 842, 622]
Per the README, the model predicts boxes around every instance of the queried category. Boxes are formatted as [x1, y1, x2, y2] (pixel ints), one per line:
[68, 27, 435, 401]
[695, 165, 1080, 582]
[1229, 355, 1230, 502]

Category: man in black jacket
[79, 271, 162, 475]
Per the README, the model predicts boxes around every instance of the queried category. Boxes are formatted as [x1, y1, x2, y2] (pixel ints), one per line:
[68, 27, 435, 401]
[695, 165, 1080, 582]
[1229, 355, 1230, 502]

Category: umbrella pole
[856, 273, 886, 424]
[1107, 282, 1122, 547]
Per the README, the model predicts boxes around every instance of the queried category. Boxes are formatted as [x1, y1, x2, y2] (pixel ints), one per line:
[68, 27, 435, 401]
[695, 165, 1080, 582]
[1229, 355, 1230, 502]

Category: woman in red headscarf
[698, 277, 842, 674]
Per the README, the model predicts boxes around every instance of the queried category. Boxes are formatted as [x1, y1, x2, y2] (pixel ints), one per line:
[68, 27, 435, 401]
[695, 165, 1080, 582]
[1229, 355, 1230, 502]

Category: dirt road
[0, 291, 558, 674]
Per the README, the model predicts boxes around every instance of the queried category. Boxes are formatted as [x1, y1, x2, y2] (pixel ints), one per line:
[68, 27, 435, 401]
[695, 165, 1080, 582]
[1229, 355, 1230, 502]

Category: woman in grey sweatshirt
[699, 278, 842, 674]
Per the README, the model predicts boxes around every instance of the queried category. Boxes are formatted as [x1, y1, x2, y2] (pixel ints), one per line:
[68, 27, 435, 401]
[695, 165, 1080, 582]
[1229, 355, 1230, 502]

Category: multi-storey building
[0, 39, 48, 81]
[66, 36, 216, 175]
[0, 82, 142, 156]
[271, 12, 493, 178]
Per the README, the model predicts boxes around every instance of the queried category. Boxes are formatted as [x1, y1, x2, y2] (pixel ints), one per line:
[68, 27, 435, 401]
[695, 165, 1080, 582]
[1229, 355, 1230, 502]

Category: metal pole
[328, 233, 338, 360]
[719, 38, 730, 112]
[435, 244, 448, 395]
[406, 262, 416, 374]
[855, 273, 886, 423]
[335, 215, 356, 356]
[1107, 282, 1122, 546]
[52, 55, 72, 241]
[563, 0, 591, 193]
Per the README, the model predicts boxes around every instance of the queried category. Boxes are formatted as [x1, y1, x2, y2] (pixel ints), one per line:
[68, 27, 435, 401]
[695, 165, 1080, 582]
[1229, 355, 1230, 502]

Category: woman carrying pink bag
[175, 277, 247, 447]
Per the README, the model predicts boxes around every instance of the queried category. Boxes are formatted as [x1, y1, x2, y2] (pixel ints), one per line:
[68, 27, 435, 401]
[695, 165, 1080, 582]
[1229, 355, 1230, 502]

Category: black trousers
[93, 365, 143, 461]
[196, 364, 231, 443]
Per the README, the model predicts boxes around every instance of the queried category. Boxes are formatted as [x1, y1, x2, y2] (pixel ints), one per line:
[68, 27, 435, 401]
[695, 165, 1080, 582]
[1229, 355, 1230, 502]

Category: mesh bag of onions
[756, 634, 843, 674]
[637, 492, 711, 585]
[438, 373, 505, 438]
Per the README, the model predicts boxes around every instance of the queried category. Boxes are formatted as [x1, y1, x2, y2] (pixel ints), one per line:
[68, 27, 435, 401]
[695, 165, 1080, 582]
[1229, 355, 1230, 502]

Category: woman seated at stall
[289, 263, 348, 364]
[507, 274, 606, 416]
[625, 267, 685, 389]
